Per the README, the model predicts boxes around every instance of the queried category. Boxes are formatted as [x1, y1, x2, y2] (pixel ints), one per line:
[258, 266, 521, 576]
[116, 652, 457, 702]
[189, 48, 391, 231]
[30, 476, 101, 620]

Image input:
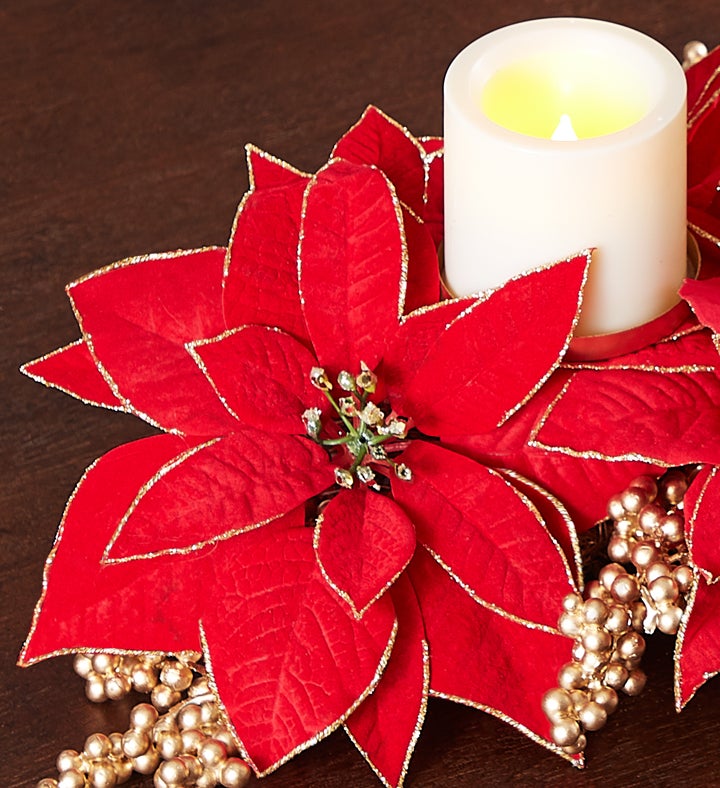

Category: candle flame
[551, 113, 578, 141]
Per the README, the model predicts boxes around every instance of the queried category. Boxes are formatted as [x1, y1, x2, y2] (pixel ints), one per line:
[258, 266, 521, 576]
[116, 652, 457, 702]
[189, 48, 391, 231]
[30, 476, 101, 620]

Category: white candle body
[443, 18, 687, 336]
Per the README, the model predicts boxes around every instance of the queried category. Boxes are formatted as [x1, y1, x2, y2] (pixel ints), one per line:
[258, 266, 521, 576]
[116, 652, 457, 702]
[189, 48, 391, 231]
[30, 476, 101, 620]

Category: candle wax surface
[481, 51, 649, 139]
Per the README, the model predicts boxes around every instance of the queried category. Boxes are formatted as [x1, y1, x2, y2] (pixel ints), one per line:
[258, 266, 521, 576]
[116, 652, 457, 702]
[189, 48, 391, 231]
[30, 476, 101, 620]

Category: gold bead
[88, 763, 117, 788]
[614, 517, 635, 538]
[177, 703, 204, 731]
[130, 703, 159, 731]
[660, 513, 685, 545]
[598, 563, 625, 591]
[156, 729, 183, 760]
[630, 475, 658, 501]
[550, 716, 581, 746]
[611, 574, 640, 603]
[558, 611, 582, 637]
[621, 487, 647, 514]
[608, 536, 631, 563]
[181, 727, 205, 753]
[200, 701, 220, 725]
[37, 780, 59, 788]
[617, 631, 645, 661]
[57, 750, 82, 773]
[583, 598, 609, 626]
[558, 662, 585, 689]
[631, 541, 659, 570]
[631, 601, 647, 631]
[188, 677, 211, 697]
[132, 748, 160, 775]
[152, 772, 170, 788]
[603, 662, 629, 690]
[85, 733, 112, 760]
[571, 642, 585, 662]
[113, 759, 133, 784]
[582, 626, 612, 653]
[584, 580, 609, 600]
[131, 665, 158, 694]
[561, 733, 587, 755]
[105, 673, 132, 700]
[122, 729, 150, 758]
[581, 650, 605, 674]
[85, 672, 108, 703]
[73, 654, 94, 679]
[592, 686, 618, 713]
[541, 688, 574, 721]
[638, 503, 664, 534]
[200, 738, 228, 768]
[645, 561, 671, 584]
[607, 495, 626, 520]
[177, 754, 202, 780]
[92, 653, 119, 674]
[605, 604, 630, 634]
[57, 770, 85, 788]
[648, 575, 679, 604]
[151, 683, 181, 711]
[673, 565, 694, 593]
[221, 758, 252, 788]
[213, 728, 238, 753]
[660, 471, 688, 505]
[683, 40, 709, 66]
[578, 700, 607, 731]
[622, 668, 647, 696]
[657, 604, 684, 634]
[160, 662, 194, 692]
[158, 758, 190, 785]
[196, 770, 219, 788]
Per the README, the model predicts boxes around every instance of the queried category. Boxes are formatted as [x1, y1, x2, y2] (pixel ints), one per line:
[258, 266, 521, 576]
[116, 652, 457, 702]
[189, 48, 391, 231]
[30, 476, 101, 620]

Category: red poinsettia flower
[20, 111, 590, 785]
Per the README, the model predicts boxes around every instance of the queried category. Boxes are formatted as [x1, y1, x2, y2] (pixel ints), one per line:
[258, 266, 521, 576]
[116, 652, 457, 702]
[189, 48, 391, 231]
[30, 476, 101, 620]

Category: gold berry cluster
[37, 652, 251, 788]
[543, 468, 696, 756]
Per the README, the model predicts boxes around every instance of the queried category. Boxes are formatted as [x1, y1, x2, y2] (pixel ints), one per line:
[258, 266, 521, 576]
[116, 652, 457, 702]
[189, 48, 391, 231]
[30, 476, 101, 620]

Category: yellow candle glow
[443, 18, 687, 336]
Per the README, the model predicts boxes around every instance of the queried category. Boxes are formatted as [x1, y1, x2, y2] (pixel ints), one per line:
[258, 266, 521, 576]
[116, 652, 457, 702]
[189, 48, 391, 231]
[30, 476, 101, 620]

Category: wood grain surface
[3, 2, 720, 786]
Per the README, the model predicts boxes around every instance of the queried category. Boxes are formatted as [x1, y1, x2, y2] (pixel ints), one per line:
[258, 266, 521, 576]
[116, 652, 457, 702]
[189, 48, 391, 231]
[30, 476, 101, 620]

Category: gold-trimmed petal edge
[200, 617, 399, 778]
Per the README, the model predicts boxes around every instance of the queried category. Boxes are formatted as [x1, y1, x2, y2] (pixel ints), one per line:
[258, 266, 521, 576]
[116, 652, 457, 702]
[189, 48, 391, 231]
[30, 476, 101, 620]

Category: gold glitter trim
[528, 376, 675, 466]
[66, 247, 225, 435]
[683, 467, 717, 584]
[20, 339, 129, 412]
[429, 690, 583, 768]
[100, 437, 293, 564]
[200, 617, 399, 777]
[673, 575, 701, 711]
[498, 468, 584, 592]
[344, 639, 430, 788]
[561, 361, 717, 373]
[688, 80, 720, 128]
[689, 222, 720, 250]
[222, 189, 254, 284]
[312, 510, 412, 620]
[418, 544, 561, 636]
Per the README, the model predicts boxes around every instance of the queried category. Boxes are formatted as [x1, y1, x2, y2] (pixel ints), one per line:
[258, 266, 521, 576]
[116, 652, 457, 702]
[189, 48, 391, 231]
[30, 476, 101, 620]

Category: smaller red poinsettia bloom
[21, 110, 591, 786]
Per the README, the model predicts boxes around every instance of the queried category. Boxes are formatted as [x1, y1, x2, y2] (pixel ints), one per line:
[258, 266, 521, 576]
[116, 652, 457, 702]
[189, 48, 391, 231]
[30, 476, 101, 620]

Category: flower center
[303, 362, 412, 489]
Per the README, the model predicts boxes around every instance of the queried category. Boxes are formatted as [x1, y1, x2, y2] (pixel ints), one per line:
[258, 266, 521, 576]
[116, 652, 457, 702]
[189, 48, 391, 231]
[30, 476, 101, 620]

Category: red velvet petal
[21, 339, 124, 410]
[676, 579, 720, 708]
[345, 574, 428, 788]
[19, 434, 218, 664]
[246, 144, 310, 190]
[332, 106, 428, 217]
[402, 205, 441, 314]
[446, 371, 663, 532]
[299, 159, 405, 374]
[190, 326, 325, 434]
[201, 520, 397, 774]
[683, 465, 720, 580]
[686, 45, 720, 115]
[68, 248, 235, 435]
[409, 548, 573, 757]
[315, 487, 416, 617]
[535, 368, 720, 466]
[107, 430, 334, 561]
[681, 277, 720, 332]
[392, 442, 574, 629]
[385, 254, 589, 436]
[223, 179, 310, 342]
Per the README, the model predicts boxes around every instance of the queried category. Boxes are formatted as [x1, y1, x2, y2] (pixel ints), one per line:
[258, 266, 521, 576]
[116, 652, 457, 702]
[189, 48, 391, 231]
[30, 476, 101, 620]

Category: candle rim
[444, 17, 687, 153]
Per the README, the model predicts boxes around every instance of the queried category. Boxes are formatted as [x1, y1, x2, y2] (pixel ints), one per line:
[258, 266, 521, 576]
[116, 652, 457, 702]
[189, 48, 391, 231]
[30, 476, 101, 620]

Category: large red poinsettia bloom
[21, 112, 589, 785]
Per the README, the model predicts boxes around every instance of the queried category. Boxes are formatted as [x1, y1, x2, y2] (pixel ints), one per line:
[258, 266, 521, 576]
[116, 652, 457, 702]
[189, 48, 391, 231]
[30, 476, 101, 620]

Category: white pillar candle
[443, 18, 687, 336]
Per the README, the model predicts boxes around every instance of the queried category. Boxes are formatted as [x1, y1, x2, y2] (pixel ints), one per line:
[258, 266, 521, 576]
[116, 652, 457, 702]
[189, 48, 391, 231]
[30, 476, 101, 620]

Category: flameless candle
[443, 18, 687, 336]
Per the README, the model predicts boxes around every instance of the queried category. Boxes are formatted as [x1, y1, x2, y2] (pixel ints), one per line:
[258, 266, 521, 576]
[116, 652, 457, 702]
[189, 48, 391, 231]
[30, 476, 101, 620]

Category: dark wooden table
[4, 1, 720, 785]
